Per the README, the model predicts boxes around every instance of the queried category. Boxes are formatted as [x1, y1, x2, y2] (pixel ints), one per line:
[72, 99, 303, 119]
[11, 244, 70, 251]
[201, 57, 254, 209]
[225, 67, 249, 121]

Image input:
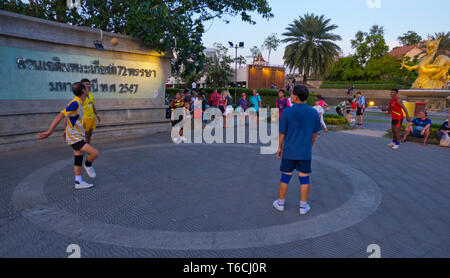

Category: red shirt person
[387, 89, 410, 150]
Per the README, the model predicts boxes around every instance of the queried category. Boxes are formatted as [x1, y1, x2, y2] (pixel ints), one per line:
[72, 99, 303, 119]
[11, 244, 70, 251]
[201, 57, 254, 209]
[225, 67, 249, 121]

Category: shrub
[323, 114, 348, 125]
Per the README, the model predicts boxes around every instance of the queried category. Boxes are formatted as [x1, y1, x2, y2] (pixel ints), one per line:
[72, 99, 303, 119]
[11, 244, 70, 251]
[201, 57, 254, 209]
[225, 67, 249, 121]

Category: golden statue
[401, 34, 450, 89]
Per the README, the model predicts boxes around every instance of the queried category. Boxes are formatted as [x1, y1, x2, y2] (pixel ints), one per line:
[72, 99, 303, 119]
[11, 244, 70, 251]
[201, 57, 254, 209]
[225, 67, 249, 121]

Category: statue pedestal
[399, 90, 450, 112]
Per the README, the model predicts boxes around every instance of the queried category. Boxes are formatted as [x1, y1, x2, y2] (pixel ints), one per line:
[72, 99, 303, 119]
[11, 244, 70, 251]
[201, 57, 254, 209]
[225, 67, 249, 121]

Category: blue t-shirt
[412, 118, 432, 128]
[249, 95, 262, 111]
[279, 103, 322, 160]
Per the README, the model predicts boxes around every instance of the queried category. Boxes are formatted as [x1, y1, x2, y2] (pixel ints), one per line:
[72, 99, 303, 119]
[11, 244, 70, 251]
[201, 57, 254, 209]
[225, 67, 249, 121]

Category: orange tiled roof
[389, 44, 424, 57]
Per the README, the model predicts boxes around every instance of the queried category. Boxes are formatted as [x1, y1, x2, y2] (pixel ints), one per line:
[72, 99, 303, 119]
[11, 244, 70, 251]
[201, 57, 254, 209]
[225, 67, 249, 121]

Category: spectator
[436, 119, 450, 140]
[313, 100, 327, 134]
[236, 93, 249, 126]
[224, 90, 234, 128]
[249, 89, 262, 121]
[356, 92, 366, 126]
[347, 85, 354, 96]
[209, 88, 220, 108]
[402, 111, 432, 146]
[276, 89, 291, 118]
[192, 81, 197, 90]
[315, 95, 329, 111]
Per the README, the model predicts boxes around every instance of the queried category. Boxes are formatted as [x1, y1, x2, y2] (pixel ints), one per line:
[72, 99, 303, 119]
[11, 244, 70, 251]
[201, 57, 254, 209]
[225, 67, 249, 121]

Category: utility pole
[229, 42, 244, 102]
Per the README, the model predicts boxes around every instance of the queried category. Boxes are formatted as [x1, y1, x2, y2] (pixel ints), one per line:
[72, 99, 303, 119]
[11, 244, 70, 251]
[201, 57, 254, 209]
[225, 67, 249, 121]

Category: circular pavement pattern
[13, 144, 381, 250]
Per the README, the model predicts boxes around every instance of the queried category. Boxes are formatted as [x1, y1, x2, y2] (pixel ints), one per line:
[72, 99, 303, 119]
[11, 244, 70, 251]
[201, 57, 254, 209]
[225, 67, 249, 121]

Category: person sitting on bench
[402, 111, 432, 146]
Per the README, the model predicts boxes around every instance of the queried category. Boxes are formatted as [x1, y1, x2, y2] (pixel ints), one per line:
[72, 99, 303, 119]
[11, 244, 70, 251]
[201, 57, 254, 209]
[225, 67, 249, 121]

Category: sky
[202, 0, 450, 66]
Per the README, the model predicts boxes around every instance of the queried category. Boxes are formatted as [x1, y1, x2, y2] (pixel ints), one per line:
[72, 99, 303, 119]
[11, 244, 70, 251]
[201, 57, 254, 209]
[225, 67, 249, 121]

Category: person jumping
[37, 82, 99, 189]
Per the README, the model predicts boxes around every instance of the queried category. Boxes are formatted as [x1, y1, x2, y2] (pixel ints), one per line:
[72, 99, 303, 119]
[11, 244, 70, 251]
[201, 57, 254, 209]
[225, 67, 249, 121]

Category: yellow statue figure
[401, 34, 450, 89]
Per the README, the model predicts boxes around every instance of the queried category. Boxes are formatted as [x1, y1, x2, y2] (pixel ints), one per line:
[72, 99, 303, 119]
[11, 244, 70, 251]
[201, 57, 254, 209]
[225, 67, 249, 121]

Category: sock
[395, 141, 400, 146]
[300, 201, 308, 208]
[278, 199, 285, 206]
[75, 176, 82, 183]
[85, 160, 92, 167]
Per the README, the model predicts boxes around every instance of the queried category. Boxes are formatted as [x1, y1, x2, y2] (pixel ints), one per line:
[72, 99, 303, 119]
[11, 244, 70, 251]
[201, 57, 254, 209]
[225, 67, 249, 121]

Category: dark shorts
[392, 118, 403, 127]
[356, 108, 365, 116]
[280, 159, 312, 174]
[71, 140, 86, 151]
[413, 127, 425, 137]
[218, 106, 225, 114]
[171, 115, 184, 127]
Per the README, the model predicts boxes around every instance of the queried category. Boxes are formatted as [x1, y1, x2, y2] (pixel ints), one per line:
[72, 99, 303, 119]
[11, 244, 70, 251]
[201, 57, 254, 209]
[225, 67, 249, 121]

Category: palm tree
[262, 33, 281, 64]
[282, 13, 342, 84]
[432, 32, 450, 56]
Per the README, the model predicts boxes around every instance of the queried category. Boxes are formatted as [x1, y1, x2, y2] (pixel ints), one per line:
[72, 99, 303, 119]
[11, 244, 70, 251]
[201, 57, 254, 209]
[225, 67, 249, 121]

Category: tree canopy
[282, 13, 341, 83]
[262, 33, 281, 64]
[1, 0, 273, 78]
[398, 31, 423, 46]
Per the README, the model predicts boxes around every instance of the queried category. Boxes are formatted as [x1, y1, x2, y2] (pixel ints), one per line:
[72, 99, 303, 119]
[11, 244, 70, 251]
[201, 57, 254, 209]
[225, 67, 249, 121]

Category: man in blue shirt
[401, 111, 432, 146]
[273, 85, 322, 215]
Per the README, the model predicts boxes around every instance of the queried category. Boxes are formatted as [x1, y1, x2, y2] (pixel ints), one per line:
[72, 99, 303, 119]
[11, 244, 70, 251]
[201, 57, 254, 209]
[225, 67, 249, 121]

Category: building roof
[389, 44, 424, 58]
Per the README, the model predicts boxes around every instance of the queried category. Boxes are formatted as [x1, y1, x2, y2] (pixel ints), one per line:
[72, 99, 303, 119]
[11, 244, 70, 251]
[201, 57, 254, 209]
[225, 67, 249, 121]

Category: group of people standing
[335, 92, 367, 126]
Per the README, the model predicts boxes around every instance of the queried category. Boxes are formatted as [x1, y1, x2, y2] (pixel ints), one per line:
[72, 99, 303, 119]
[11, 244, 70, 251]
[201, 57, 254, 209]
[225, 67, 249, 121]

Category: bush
[165, 88, 317, 108]
[323, 114, 348, 125]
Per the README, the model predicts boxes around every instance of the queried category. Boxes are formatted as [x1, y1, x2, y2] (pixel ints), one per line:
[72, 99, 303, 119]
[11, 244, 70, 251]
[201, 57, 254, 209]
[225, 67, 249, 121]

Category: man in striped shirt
[38, 82, 99, 189]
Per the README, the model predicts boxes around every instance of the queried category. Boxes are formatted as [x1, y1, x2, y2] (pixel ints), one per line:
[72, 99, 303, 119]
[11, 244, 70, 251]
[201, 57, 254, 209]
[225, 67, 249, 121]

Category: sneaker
[272, 200, 285, 212]
[181, 136, 188, 142]
[387, 142, 395, 147]
[75, 180, 94, 189]
[172, 137, 181, 144]
[392, 145, 400, 150]
[83, 164, 96, 178]
[299, 204, 311, 215]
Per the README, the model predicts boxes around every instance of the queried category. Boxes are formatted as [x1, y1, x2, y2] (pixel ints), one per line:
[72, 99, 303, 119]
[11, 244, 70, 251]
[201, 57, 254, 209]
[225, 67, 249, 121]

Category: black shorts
[356, 108, 365, 116]
[218, 106, 225, 114]
[71, 140, 86, 151]
[392, 119, 403, 127]
[280, 159, 312, 174]
[171, 115, 184, 127]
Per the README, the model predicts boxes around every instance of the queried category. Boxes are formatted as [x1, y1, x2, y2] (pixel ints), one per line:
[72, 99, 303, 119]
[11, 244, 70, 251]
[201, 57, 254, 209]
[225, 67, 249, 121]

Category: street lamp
[229, 41, 244, 101]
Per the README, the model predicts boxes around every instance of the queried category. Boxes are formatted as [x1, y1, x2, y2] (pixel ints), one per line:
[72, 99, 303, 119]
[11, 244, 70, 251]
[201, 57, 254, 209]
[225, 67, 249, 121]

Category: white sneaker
[75, 180, 94, 189]
[172, 137, 181, 144]
[299, 204, 311, 215]
[83, 164, 96, 178]
[181, 136, 188, 142]
[392, 145, 400, 150]
[387, 142, 395, 147]
[273, 200, 285, 212]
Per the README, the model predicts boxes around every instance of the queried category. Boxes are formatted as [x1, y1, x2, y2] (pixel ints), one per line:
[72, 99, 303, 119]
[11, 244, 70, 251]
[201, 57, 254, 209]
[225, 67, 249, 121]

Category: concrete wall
[0, 11, 172, 152]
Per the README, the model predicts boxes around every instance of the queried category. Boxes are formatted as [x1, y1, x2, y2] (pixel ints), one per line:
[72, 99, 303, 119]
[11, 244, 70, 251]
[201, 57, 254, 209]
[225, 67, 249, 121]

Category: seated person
[436, 120, 450, 140]
[401, 111, 432, 145]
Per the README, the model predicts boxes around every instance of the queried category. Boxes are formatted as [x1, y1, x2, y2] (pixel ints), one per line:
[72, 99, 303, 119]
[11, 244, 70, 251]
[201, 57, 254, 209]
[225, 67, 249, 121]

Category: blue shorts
[413, 127, 424, 137]
[280, 159, 312, 174]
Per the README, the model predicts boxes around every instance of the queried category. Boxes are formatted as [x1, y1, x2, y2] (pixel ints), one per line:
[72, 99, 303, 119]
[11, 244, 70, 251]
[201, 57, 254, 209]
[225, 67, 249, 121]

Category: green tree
[282, 13, 341, 84]
[0, 0, 273, 79]
[351, 25, 389, 66]
[262, 33, 281, 64]
[234, 55, 247, 68]
[398, 31, 423, 46]
[205, 43, 233, 87]
[328, 56, 365, 81]
[248, 46, 261, 62]
[431, 32, 450, 55]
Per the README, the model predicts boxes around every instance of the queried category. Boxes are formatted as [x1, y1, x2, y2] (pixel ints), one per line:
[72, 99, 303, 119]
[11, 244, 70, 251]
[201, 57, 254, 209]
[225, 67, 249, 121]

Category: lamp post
[228, 42, 244, 101]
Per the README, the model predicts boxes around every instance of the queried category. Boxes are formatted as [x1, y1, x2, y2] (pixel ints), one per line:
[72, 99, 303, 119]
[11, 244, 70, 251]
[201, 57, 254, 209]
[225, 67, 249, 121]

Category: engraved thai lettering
[109, 84, 116, 92]
[100, 84, 108, 92]
[17, 58, 26, 69]
[91, 78, 98, 92]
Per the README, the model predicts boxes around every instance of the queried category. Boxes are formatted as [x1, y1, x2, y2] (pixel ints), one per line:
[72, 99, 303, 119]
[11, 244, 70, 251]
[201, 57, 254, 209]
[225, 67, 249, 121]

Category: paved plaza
[0, 121, 449, 258]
